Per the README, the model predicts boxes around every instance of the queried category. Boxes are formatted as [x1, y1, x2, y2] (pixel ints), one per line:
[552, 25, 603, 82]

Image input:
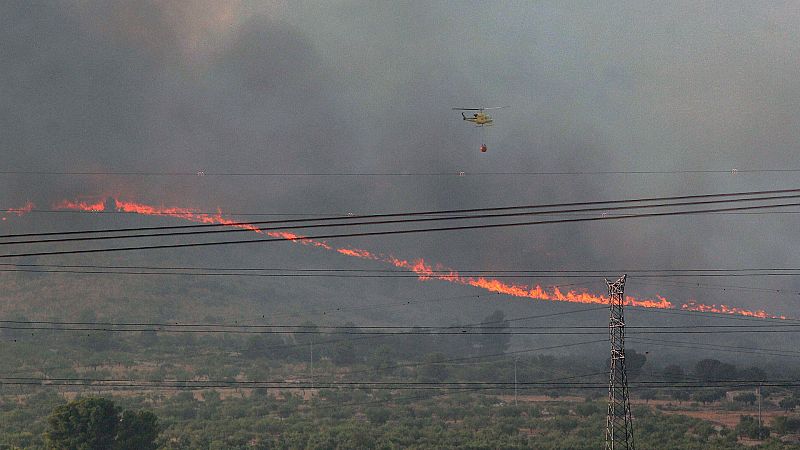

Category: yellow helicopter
[452, 106, 508, 152]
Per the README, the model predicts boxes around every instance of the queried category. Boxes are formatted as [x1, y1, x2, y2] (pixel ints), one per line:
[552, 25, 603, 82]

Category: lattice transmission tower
[605, 274, 635, 450]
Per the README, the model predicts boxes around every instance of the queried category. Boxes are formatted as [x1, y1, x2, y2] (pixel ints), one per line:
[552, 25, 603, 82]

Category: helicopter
[452, 106, 508, 152]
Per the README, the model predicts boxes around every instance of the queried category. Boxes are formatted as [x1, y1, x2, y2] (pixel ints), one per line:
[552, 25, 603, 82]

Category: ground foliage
[2, 316, 800, 449]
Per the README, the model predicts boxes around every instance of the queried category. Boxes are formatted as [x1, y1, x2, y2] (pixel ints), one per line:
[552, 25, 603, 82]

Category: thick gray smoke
[2, 0, 799, 321]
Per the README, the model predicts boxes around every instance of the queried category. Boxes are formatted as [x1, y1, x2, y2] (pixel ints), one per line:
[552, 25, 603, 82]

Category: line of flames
[4, 197, 787, 319]
[1, 201, 34, 221]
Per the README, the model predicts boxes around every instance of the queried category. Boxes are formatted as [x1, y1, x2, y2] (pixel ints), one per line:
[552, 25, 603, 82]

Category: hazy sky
[2, 1, 799, 319]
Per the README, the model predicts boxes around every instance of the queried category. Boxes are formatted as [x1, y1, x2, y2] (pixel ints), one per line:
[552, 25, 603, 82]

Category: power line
[631, 306, 800, 324]
[0, 264, 795, 298]
[0, 340, 607, 379]
[266, 293, 486, 320]
[5, 323, 800, 335]
[6, 262, 800, 274]
[5, 318, 800, 331]
[0, 295, 600, 330]
[1, 306, 608, 357]
[8, 208, 800, 217]
[5, 187, 799, 239]
[222, 305, 606, 353]
[3, 377, 799, 390]
[0, 268, 796, 300]
[2, 169, 800, 176]
[304, 370, 610, 414]
[310, 370, 609, 413]
[2, 267, 799, 290]
[628, 337, 800, 358]
[0, 268, 602, 278]
[0, 325, 605, 335]
[8, 262, 800, 273]
[343, 340, 607, 377]
[4, 199, 800, 259]
[2, 375, 796, 387]
[629, 278, 800, 297]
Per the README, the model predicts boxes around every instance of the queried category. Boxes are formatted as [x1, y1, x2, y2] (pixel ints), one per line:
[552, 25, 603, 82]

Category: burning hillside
[2, 196, 786, 319]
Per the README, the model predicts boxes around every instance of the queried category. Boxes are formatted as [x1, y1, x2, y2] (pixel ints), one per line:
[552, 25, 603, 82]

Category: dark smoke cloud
[2, 0, 800, 319]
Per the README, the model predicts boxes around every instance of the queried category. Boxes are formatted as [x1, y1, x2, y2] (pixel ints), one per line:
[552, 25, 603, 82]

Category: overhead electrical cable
[310, 370, 609, 412]
[4, 187, 799, 239]
[0, 268, 605, 278]
[341, 340, 606, 377]
[2, 169, 800, 176]
[6, 318, 800, 331]
[0, 340, 606, 378]
[4, 323, 800, 335]
[6, 262, 800, 273]
[629, 279, 800, 297]
[4, 377, 800, 391]
[4, 199, 800, 259]
[1, 306, 607, 357]
[4, 190, 800, 246]
[0, 305, 715, 336]
[0, 264, 795, 297]
[631, 306, 800, 324]
[628, 337, 800, 359]
[8, 208, 800, 217]
[1, 268, 798, 292]
[211, 305, 606, 353]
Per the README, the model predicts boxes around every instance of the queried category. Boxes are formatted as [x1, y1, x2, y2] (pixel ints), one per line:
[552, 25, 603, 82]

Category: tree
[75, 310, 113, 352]
[243, 335, 266, 359]
[116, 410, 160, 450]
[736, 415, 769, 439]
[293, 320, 318, 346]
[737, 366, 766, 382]
[331, 339, 357, 365]
[603, 349, 646, 378]
[473, 310, 510, 355]
[733, 392, 757, 405]
[694, 359, 736, 381]
[692, 389, 726, 404]
[773, 416, 800, 434]
[436, 325, 471, 357]
[662, 364, 684, 381]
[331, 322, 359, 365]
[46, 397, 118, 449]
[417, 352, 449, 382]
[291, 320, 318, 362]
[625, 350, 647, 377]
[261, 333, 290, 360]
[242, 334, 289, 360]
[45, 397, 159, 449]
[671, 390, 690, 403]
[368, 345, 395, 375]
[365, 406, 392, 425]
[640, 390, 657, 403]
[779, 396, 798, 412]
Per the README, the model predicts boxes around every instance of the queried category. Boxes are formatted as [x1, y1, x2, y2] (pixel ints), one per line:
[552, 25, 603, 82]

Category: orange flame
[52, 195, 787, 319]
[2, 201, 35, 222]
[681, 301, 785, 319]
[53, 199, 106, 212]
